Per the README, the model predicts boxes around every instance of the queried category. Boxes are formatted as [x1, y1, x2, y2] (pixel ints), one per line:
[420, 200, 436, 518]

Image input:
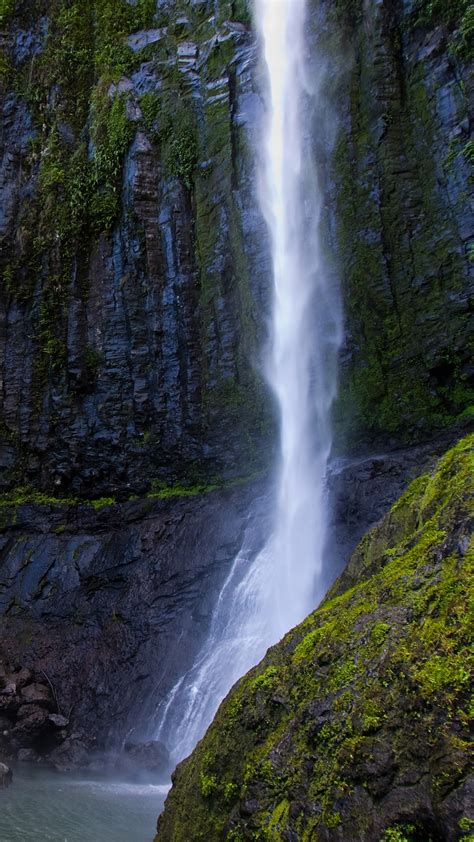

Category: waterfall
[154, 0, 341, 765]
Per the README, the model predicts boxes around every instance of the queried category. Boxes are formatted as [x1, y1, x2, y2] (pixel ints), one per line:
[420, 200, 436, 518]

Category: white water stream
[154, 0, 341, 765]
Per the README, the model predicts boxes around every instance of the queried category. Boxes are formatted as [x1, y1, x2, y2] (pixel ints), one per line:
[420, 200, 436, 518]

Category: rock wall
[331, 0, 473, 445]
[0, 0, 270, 498]
[0, 478, 270, 760]
[1, 0, 471, 499]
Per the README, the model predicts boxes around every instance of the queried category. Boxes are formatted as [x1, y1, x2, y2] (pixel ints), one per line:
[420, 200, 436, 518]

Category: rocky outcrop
[326, 422, 472, 583]
[0, 428, 465, 765]
[155, 434, 473, 841]
[0, 761, 12, 788]
[0, 665, 66, 761]
[0, 478, 270, 760]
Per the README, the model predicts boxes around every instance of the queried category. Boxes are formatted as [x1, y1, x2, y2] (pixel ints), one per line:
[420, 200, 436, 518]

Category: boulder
[20, 683, 53, 708]
[48, 714, 69, 728]
[117, 740, 170, 780]
[17, 748, 39, 763]
[0, 762, 12, 789]
[47, 738, 90, 772]
[12, 668, 34, 689]
[13, 705, 50, 743]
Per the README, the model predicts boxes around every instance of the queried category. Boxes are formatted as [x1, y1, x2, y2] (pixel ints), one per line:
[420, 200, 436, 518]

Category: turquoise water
[0, 765, 168, 842]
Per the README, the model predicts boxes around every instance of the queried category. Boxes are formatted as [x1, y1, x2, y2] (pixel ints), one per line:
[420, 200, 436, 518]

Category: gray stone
[0, 762, 12, 789]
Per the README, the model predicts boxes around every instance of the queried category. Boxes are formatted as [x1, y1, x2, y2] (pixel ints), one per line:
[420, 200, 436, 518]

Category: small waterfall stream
[154, 0, 341, 766]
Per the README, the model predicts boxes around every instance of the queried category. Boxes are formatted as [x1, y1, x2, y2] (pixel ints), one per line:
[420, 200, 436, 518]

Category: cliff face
[0, 0, 472, 499]
[155, 435, 474, 842]
[0, 0, 270, 498]
[0, 479, 270, 761]
[332, 0, 473, 445]
[0, 0, 472, 777]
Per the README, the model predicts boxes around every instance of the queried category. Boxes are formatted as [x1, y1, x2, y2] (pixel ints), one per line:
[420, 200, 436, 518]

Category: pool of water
[0, 765, 168, 842]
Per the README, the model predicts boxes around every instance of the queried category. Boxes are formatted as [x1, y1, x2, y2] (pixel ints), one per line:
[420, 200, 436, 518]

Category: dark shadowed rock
[47, 738, 90, 772]
[0, 481, 270, 758]
[117, 741, 170, 781]
[20, 684, 54, 708]
[0, 762, 12, 789]
[17, 748, 39, 763]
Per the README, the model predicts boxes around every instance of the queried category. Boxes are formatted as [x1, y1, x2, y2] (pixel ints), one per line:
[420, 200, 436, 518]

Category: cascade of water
[153, 0, 341, 765]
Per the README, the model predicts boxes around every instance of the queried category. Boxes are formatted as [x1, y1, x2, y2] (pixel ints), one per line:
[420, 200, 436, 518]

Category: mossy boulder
[155, 434, 473, 841]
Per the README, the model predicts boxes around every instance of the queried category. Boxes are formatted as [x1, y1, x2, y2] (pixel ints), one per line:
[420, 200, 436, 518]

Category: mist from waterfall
[154, 0, 342, 765]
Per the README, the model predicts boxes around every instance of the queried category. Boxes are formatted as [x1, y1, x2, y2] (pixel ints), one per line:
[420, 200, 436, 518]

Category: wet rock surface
[0, 761, 12, 789]
[0, 0, 471, 499]
[0, 1, 270, 498]
[326, 424, 472, 584]
[330, 0, 473, 440]
[0, 480, 270, 763]
[0, 430, 464, 768]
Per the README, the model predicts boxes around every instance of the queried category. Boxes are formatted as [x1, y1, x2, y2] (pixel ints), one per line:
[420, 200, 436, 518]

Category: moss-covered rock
[155, 434, 473, 841]
[330, 0, 473, 445]
[0, 0, 270, 497]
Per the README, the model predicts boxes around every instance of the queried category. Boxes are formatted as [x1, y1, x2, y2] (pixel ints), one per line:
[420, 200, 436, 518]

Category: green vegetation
[332, 5, 473, 443]
[0, 0, 13, 26]
[0, 470, 265, 519]
[380, 826, 418, 842]
[90, 86, 134, 230]
[231, 0, 251, 26]
[164, 108, 198, 189]
[94, 0, 156, 77]
[0, 487, 117, 509]
[140, 91, 161, 133]
[412, 0, 474, 58]
[155, 435, 474, 841]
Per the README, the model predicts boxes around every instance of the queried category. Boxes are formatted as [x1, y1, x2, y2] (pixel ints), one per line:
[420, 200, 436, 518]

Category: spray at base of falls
[154, 0, 342, 765]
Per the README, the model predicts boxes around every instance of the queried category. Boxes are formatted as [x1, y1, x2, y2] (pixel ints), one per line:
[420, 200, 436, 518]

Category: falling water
[154, 0, 341, 764]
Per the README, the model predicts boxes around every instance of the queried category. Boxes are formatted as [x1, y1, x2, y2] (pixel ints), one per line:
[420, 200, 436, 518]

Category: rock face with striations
[330, 0, 473, 445]
[155, 435, 474, 842]
[0, 0, 472, 497]
[0, 0, 271, 498]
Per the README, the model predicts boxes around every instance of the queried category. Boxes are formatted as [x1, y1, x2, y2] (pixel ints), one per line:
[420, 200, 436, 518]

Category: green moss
[0, 488, 117, 509]
[331, 9, 472, 445]
[380, 825, 418, 842]
[252, 666, 279, 691]
[0, 0, 13, 26]
[90, 86, 135, 231]
[163, 107, 198, 189]
[0, 487, 78, 508]
[411, 0, 474, 58]
[155, 435, 474, 841]
[199, 772, 218, 798]
[89, 497, 116, 509]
